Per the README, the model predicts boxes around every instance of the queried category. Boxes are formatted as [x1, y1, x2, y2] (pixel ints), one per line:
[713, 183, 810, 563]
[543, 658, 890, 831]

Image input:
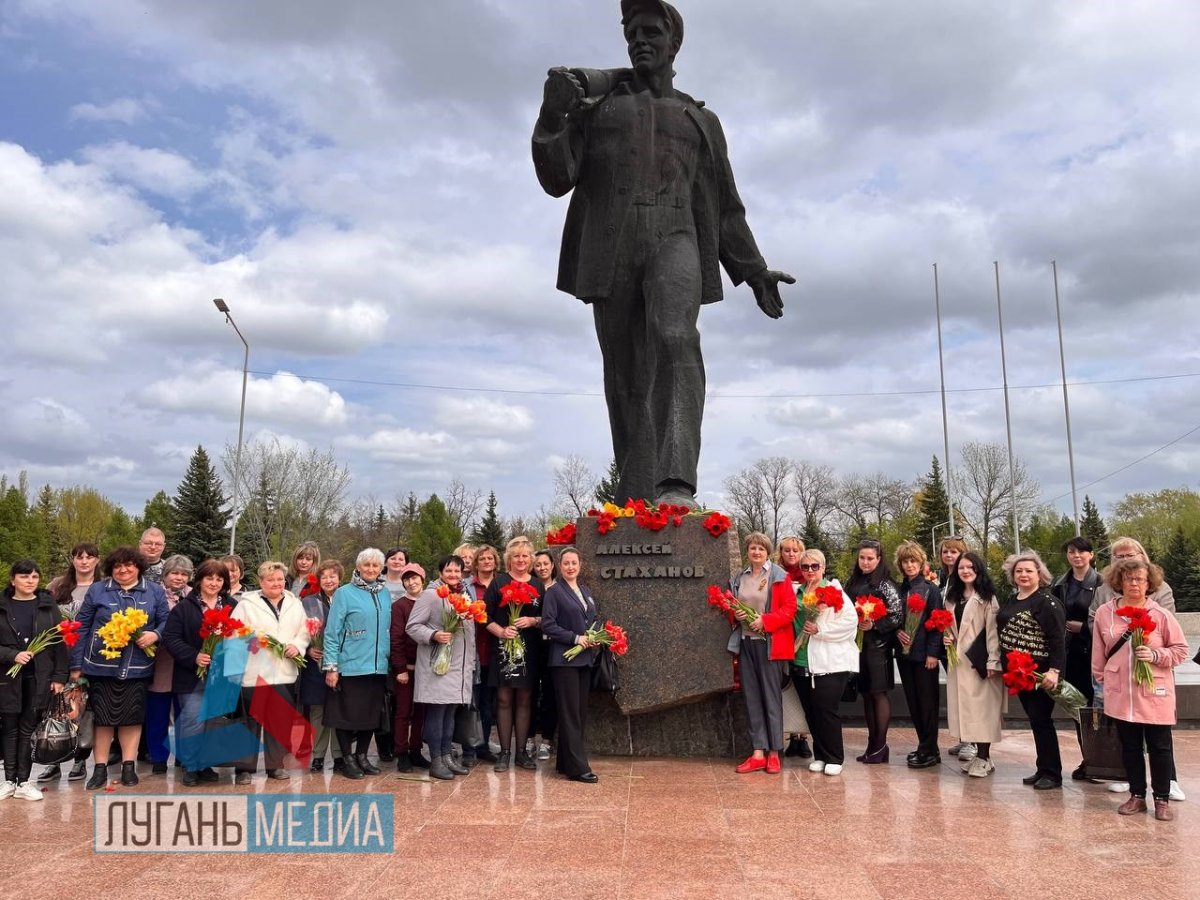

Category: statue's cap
[620, 0, 684, 46]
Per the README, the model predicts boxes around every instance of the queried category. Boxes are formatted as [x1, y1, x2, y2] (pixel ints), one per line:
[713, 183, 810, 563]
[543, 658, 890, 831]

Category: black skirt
[858, 632, 896, 693]
[323, 674, 386, 731]
[89, 676, 149, 727]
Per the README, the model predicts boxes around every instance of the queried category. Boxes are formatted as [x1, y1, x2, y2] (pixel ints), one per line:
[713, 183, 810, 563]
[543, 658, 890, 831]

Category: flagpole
[933, 263, 955, 537]
[994, 261, 1020, 552]
[1052, 261, 1081, 535]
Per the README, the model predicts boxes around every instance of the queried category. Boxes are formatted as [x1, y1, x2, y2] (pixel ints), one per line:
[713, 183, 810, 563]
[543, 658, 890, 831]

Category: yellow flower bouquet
[97, 607, 156, 659]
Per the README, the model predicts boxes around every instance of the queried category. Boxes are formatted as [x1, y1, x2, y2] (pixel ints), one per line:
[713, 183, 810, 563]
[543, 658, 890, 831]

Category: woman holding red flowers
[729, 532, 797, 775]
[288, 541, 321, 597]
[777, 536, 812, 759]
[893, 541, 943, 769]
[998, 550, 1067, 790]
[792, 549, 857, 776]
[162, 559, 237, 786]
[843, 539, 902, 764]
[484, 536, 544, 772]
[1092, 557, 1190, 821]
[1, 560, 69, 801]
[943, 552, 1004, 778]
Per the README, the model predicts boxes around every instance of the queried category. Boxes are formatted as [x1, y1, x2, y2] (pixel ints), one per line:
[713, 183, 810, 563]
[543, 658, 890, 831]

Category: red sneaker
[765, 753, 781, 774]
[736, 755, 767, 774]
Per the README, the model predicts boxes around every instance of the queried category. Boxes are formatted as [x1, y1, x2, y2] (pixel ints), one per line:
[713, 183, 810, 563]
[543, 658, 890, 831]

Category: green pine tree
[1080, 495, 1108, 550]
[408, 494, 464, 571]
[139, 490, 176, 546]
[102, 507, 140, 552]
[1161, 526, 1200, 610]
[172, 446, 230, 563]
[469, 491, 507, 550]
[0, 485, 31, 566]
[594, 459, 620, 507]
[914, 456, 952, 558]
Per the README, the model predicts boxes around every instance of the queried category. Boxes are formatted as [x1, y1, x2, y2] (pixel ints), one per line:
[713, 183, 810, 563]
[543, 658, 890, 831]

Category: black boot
[409, 749, 429, 769]
[86, 764, 109, 791]
[341, 756, 364, 780]
[358, 754, 381, 776]
[395, 754, 413, 773]
[121, 761, 139, 786]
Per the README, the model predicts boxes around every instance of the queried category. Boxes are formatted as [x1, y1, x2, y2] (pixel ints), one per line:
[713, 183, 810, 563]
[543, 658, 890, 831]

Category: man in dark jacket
[533, 0, 793, 506]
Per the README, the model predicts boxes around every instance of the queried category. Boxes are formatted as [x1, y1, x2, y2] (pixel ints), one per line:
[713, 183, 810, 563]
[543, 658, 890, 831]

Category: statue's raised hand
[749, 269, 795, 319]
[540, 67, 585, 127]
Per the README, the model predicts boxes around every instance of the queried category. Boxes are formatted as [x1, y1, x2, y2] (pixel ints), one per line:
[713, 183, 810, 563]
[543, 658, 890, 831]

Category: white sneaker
[824, 764, 843, 776]
[0, 781, 15, 800]
[958, 743, 978, 762]
[947, 741, 966, 756]
[13, 782, 43, 801]
[966, 757, 995, 778]
[1108, 782, 1130, 793]
[536, 743, 551, 760]
[808, 761, 826, 773]
[1170, 780, 1186, 802]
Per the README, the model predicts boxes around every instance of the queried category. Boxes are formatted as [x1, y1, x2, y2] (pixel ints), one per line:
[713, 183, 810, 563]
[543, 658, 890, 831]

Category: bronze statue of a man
[533, 0, 793, 507]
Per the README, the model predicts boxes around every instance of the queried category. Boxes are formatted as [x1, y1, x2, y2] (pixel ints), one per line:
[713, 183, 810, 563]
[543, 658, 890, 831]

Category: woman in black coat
[893, 542, 943, 768]
[999, 550, 1067, 790]
[1, 560, 69, 801]
[540, 548, 599, 783]
[161, 558, 238, 786]
[844, 539, 902, 763]
[1050, 536, 1101, 780]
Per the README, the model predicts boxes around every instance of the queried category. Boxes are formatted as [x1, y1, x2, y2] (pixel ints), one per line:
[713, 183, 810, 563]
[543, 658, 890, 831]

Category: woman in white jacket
[794, 549, 858, 776]
[234, 560, 309, 784]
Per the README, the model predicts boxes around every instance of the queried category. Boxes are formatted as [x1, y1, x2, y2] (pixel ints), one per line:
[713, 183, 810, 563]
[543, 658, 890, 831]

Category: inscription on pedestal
[576, 515, 739, 716]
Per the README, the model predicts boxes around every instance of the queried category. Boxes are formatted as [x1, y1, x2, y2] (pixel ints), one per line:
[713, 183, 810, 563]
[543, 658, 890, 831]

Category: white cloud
[138, 368, 350, 427]
[68, 97, 148, 125]
[81, 141, 209, 200]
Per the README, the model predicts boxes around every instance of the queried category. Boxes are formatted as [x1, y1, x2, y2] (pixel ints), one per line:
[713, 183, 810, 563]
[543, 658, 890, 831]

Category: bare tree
[792, 461, 838, 530]
[222, 437, 352, 560]
[953, 441, 1040, 551]
[724, 466, 769, 536]
[444, 478, 484, 536]
[751, 457, 794, 541]
[864, 472, 912, 529]
[834, 474, 874, 533]
[552, 454, 597, 517]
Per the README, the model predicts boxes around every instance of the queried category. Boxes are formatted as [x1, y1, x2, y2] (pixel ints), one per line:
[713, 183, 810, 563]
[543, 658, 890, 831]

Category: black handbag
[590, 650, 619, 693]
[1078, 706, 1126, 780]
[31, 692, 79, 765]
[840, 673, 859, 704]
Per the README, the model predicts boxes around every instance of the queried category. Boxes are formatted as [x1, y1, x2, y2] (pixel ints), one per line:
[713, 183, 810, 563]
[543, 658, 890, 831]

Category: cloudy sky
[2, 0, 1198, 528]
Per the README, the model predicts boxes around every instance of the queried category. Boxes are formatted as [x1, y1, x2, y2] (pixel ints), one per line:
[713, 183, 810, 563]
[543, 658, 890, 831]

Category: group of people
[1, 526, 1193, 822]
[0, 529, 608, 802]
[729, 532, 1192, 822]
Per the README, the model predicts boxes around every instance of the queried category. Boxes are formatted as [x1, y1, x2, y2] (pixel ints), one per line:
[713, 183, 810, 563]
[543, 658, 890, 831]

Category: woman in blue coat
[69, 546, 169, 790]
[540, 548, 600, 783]
[323, 548, 391, 780]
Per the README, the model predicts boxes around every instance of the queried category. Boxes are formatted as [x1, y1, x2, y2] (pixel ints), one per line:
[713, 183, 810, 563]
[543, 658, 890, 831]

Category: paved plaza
[1, 725, 1196, 899]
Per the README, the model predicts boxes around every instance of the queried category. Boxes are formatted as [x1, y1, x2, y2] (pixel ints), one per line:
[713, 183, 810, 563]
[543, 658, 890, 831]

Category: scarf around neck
[352, 571, 387, 597]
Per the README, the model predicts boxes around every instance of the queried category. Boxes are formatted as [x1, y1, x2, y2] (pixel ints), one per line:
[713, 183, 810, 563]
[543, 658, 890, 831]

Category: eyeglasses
[799, 563, 822, 571]
[1123, 576, 1148, 584]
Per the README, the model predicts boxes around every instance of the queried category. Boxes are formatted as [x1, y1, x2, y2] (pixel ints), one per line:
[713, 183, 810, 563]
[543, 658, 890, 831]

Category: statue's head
[620, 0, 684, 75]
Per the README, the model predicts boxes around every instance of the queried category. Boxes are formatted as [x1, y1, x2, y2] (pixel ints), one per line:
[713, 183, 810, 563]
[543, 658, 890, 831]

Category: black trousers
[793, 671, 848, 765]
[899, 660, 940, 756]
[0, 674, 40, 784]
[235, 682, 297, 774]
[1115, 720, 1174, 800]
[1017, 688, 1062, 781]
[551, 667, 591, 778]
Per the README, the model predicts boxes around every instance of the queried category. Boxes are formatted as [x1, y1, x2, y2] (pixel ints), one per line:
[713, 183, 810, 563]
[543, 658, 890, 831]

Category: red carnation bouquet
[706, 584, 760, 628]
[795, 585, 845, 650]
[901, 594, 926, 645]
[1002, 649, 1087, 721]
[853, 595, 887, 651]
[1115, 605, 1158, 690]
[195, 606, 249, 679]
[564, 620, 629, 661]
[5, 619, 83, 677]
[546, 523, 577, 545]
[924, 608, 958, 667]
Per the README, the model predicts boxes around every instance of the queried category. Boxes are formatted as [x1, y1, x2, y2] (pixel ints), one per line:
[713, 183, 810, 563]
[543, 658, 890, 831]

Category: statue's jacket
[532, 81, 767, 306]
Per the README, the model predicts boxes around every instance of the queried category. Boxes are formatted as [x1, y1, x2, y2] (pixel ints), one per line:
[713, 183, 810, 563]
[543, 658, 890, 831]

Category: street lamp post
[213, 299, 249, 555]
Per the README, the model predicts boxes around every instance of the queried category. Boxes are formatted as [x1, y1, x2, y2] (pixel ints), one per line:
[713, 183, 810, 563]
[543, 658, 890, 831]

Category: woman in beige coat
[943, 552, 1005, 777]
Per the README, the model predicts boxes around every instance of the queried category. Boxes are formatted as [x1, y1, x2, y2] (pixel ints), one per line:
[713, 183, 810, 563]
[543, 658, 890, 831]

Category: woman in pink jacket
[1092, 557, 1190, 821]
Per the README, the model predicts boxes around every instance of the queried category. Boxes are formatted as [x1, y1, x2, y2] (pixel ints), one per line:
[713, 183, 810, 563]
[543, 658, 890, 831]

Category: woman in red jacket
[730, 532, 798, 774]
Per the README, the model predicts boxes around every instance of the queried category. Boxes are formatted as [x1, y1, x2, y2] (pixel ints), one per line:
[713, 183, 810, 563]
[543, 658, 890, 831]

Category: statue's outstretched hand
[750, 269, 794, 319]
[541, 67, 584, 126]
